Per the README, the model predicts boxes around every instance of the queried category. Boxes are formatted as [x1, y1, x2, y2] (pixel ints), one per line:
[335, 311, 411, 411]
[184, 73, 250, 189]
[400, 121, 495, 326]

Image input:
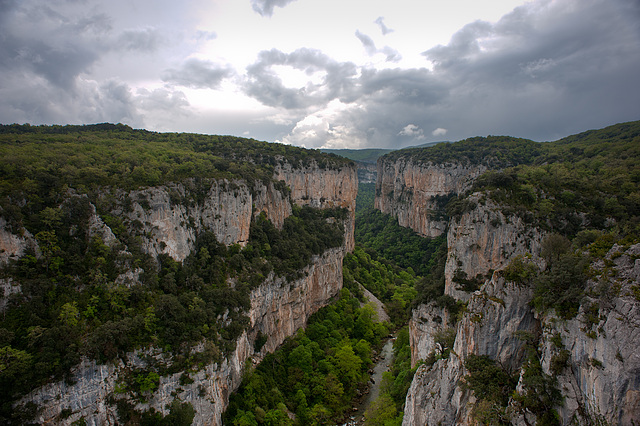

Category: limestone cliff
[376, 152, 639, 424]
[275, 161, 357, 252]
[375, 157, 485, 238]
[444, 196, 545, 301]
[402, 202, 640, 425]
[117, 179, 291, 261]
[3, 160, 357, 425]
[357, 162, 377, 184]
[404, 275, 538, 426]
[19, 247, 345, 426]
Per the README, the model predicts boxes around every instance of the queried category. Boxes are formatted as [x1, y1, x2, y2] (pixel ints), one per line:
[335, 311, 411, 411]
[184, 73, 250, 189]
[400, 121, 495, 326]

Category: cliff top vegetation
[0, 123, 353, 197]
[382, 120, 640, 170]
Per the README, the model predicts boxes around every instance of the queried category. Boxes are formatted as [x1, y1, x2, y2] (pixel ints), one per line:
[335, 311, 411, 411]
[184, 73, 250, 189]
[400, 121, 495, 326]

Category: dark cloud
[251, 0, 298, 17]
[162, 59, 234, 89]
[374, 17, 393, 35]
[0, 2, 109, 90]
[244, 48, 358, 109]
[411, 0, 640, 142]
[279, 0, 640, 148]
[0, 0, 190, 129]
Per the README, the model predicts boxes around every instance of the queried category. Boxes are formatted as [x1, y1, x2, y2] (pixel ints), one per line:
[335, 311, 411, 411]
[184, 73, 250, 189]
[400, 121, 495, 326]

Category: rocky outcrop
[0, 217, 35, 265]
[444, 196, 545, 301]
[408, 303, 452, 369]
[375, 158, 485, 238]
[276, 161, 357, 251]
[403, 229, 640, 425]
[536, 244, 640, 425]
[118, 179, 291, 261]
[403, 355, 469, 426]
[404, 275, 539, 426]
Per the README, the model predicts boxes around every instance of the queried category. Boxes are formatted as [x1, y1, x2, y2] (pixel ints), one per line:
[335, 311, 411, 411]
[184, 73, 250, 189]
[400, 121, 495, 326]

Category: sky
[0, 0, 639, 149]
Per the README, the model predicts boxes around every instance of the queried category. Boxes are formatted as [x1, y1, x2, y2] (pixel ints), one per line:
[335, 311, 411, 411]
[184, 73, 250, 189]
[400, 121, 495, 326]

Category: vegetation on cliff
[0, 124, 353, 423]
[224, 246, 423, 426]
[223, 183, 441, 425]
[380, 121, 640, 425]
[0, 123, 352, 227]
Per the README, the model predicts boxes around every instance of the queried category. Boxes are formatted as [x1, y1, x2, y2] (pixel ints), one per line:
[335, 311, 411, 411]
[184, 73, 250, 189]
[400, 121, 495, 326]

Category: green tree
[363, 393, 400, 426]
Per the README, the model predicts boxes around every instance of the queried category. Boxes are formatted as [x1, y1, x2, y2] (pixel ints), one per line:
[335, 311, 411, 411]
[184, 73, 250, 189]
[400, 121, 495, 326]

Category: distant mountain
[407, 140, 449, 149]
[321, 148, 393, 163]
[322, 141, 448, 164]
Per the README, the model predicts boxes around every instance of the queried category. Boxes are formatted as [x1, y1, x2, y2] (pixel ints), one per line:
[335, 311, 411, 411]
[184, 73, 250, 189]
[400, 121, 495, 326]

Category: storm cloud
[162, 59, 234, 89]
[274, 0, 640, 147]
[0, 0, 638, 148]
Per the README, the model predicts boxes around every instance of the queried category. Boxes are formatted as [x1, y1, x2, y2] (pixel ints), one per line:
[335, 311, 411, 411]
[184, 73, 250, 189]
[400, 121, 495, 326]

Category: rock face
[0, 217, 35, 265]
[404, 276, 538, 426]
[5, 160, 357, 426]
[357, 162, 377, 184]
[119, 179, 290, 261]
[375, 157, 485, 238]
[537, 245, 640, 425]
[378, 157, 640, 425]
[404, 244, 640, 425]
[20, 247, 346, 426]
[275, 161, 357, 252]
[444, 196, 545, 301]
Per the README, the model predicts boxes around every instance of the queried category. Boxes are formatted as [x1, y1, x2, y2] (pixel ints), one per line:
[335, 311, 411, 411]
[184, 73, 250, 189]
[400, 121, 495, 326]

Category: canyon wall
[276, 161, 357, 252]
[444, 196, 545, 301]
[377, 158, 640, 425]
[2, 160, 357, 425]
[375, 157, 485, 238]
[18, 247, 346, 426]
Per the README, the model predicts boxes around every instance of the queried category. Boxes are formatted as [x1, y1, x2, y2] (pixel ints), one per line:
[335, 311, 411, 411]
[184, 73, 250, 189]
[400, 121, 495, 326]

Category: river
[342, 337, 395, 425]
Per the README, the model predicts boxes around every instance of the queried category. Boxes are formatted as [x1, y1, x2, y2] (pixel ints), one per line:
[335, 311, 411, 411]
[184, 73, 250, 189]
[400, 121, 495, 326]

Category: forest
[1, 120, 638, 425]
[0, 125, 352, 423]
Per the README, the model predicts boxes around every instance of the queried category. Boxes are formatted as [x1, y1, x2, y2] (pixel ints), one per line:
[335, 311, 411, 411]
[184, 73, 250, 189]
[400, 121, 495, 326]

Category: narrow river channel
[343, 337, 395, 425]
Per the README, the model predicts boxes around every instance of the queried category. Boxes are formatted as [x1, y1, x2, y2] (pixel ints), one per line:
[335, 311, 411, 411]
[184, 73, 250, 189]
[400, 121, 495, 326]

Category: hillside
[0, 124, 357, 424]
[320, 148, 393, 164]
[376, 120, 640, 425]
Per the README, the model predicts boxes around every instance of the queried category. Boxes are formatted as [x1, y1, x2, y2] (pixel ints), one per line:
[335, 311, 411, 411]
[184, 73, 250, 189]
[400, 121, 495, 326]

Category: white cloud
[432, 127, 448, 137]
[399, 124, 425, 139]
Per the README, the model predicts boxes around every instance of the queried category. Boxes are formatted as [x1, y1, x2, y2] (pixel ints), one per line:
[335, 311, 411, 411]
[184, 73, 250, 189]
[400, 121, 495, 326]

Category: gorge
[1, 121, 639, 425]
